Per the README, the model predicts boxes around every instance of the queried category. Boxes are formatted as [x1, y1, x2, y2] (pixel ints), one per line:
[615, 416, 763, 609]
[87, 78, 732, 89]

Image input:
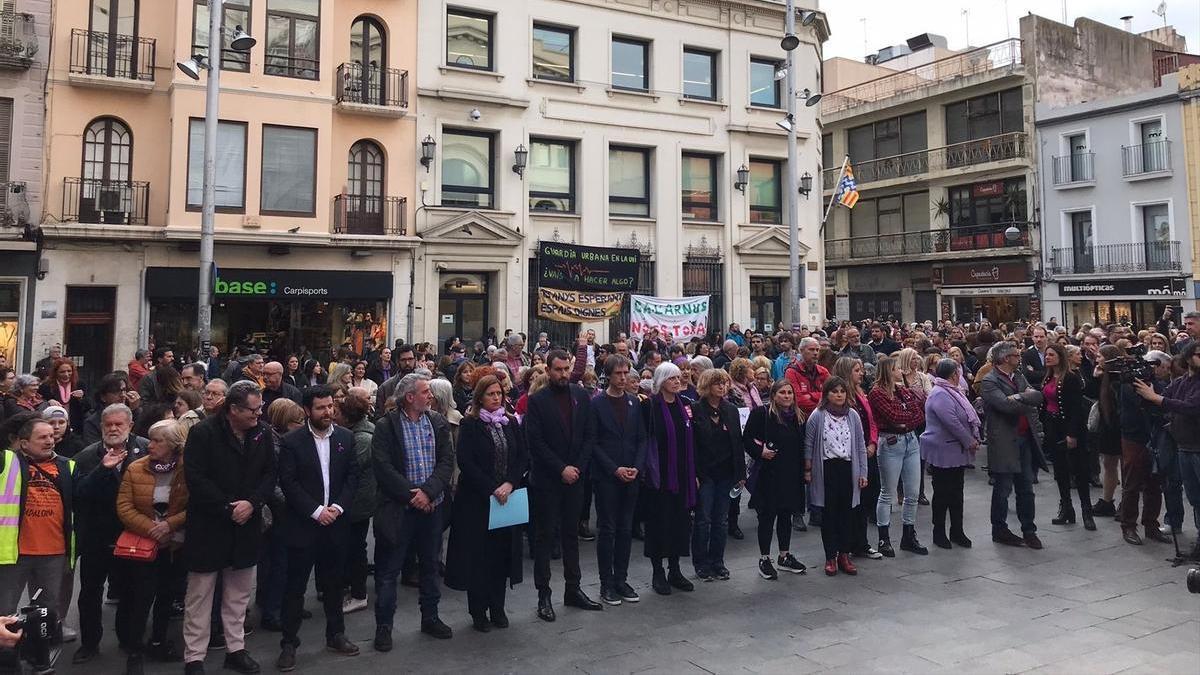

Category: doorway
[438, 273, 489, 350]
[64, 286, 116, 393]
[749, 278, 782, 334]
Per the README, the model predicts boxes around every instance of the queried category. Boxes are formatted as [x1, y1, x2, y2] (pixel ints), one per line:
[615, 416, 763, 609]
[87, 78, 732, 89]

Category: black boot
[900, 525, 928, 555]
[932, 525, 951, 549]
[1051, 502, 1077, 525]
[877, 525, 895, 558]
[1081, 504, 1097, 531]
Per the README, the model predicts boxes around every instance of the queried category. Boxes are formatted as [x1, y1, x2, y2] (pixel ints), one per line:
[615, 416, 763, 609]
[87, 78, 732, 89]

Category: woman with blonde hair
[868, 356, 926, 557]
[116, 419, 190, 671]
[690, 368, 744, 581]
[742, 379, 808, 579]
[326, 362, 353, 388]
[728, 358, 763, 409]
[897, 348, 932, 398]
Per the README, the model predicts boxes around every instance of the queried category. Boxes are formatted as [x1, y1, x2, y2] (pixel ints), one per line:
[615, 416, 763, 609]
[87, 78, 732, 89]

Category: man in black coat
[70, 403, 149, 665]
[261, 361, 302, 409]
[525, 349, 602, 621]
[586, 355, 646, 606]
[275, 387, 359, 670]
[867, 323, 901, 355]
[374, 344, 417, 415]
[1022, 325, 1049, 388]
[181, 381, 277, 674]
[371, 373, 455, 648]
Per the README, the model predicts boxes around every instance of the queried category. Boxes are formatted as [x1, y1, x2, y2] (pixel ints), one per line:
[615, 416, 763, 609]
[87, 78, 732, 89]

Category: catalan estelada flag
[835, 164, 859, 208]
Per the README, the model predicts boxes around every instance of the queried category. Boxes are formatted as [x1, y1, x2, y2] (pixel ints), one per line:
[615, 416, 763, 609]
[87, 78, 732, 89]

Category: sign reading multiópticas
[1057, 278, 1188, 297]
[629, 294, 710, 338]
[536, 288, 624, 322]
[537, 242, 640, 291]
[144, 268, 393, 301]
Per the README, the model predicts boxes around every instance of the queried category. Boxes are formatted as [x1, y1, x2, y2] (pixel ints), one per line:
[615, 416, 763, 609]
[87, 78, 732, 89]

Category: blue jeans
[877, 432, 920, 527]
[373, 507, 442, 626]
[991, 437, 1037, 535]
[1156, 432, 1184, 531]
[1178, 450, 1200, 531]
[692, 477, 734, 575]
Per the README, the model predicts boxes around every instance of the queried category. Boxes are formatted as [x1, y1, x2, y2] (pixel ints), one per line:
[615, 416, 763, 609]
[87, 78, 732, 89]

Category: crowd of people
[0, 310, 1198, 674]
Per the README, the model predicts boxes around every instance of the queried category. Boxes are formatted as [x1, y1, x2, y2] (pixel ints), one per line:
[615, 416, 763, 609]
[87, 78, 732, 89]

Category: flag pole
[822, 155, 850, 228]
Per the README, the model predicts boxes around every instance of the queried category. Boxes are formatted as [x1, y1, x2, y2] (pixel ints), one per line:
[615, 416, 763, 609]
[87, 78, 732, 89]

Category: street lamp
[734, 164, 750, 193]
[1004, 225, 1022, 242]
[512, 144, 528, 177]
[186, 0, 256, 354]
[420, 135, 437, 171]
[798, 172, 812, 198]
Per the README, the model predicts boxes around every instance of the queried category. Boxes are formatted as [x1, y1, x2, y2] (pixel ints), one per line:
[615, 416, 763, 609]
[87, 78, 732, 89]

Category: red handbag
[113, 530, 158, 562]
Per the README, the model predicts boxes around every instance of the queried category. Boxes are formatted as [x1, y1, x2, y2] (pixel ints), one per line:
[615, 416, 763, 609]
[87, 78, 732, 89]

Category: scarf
[150, 458, 179, 474]
[933, 377, 981, 432]
[780, 407, 797, 421]
[823, 401, 850, 418]
[479, 407, 509, 428]
[651, 395, 696, 508]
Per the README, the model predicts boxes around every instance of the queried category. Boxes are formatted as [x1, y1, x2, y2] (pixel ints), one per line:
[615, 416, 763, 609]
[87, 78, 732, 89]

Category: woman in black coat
[37, 358, 89, 433]
[445, 375, 528, 633]
[1040, 343, 1093, 530]
[742, 379, 807, 580]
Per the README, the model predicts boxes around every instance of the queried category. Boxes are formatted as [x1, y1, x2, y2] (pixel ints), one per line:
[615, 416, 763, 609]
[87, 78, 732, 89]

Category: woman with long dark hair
[641, 363, 698, 595]
[445, 375, 528, 632]
[832, 357, 882, 560]
[1041, 343, 1094, 530]
[806, 377, 868, 576]
[742, 379, 807, 580]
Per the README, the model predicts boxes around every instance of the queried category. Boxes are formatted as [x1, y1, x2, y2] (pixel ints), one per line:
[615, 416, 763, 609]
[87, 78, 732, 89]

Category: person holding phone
[742, 380, 808, 581]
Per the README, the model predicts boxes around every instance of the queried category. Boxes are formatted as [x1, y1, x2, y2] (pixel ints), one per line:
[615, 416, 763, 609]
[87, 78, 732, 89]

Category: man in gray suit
[981, 341, 1045, 549]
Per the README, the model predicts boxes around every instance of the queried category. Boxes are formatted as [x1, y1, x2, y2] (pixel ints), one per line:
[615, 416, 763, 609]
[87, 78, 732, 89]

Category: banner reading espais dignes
[629, 294, 710, 339]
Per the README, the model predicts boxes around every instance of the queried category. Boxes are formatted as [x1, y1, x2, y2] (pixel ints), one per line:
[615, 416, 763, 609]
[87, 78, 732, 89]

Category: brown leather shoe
[1023, 533, 1044, 550]
[1144, 528, 1172, 544]
[991, 529, 1025, 547]
[1122, 528, 1143, 546]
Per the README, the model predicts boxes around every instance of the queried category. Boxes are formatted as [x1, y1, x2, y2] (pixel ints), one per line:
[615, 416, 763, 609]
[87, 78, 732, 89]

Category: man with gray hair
[504, 333, 530, 378]
[71, 403, 149, 664]
[262, 361, 302, 408]
[980, 341, 1045, 549]
[371, 373, 455, 646]
[712, 340, 739, 371]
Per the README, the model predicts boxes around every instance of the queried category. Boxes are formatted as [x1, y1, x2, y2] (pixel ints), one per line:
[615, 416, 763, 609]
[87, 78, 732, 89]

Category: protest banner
[536, 287, 624, 322]
[629, 294, 710, 339]
[537, 241, 640, 292]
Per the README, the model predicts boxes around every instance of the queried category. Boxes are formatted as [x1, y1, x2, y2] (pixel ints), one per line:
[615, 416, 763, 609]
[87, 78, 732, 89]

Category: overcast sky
[820, 0, 1200, 61]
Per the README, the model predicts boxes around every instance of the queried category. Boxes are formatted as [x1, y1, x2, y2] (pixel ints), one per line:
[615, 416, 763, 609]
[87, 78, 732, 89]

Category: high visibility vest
[0, 452, 76, 566]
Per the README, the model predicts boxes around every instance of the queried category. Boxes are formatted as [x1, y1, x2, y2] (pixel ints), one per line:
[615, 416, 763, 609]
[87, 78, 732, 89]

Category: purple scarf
[479, 407, 509, 428]
[933, 377, 981, 435]
[648, 395, 696, 508]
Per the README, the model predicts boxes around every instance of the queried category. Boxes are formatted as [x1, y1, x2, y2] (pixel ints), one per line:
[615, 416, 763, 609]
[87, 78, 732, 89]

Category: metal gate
[527, 256, 579, 349]
[683, 255, 723, 342]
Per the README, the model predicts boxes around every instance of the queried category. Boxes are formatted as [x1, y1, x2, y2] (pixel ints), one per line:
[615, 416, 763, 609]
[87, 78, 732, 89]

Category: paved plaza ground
[56, 465, 1199, 674]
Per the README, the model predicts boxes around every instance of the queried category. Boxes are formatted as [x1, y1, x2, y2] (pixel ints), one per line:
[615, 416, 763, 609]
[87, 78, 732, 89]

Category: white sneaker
[342, 596, 368, 614]
[61, 625, 78, 642]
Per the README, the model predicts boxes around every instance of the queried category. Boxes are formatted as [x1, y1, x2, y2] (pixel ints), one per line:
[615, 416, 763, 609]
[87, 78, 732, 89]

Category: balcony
[1052, 153, 1095, 186]
[62, 177, 150, 226]
[1049, 241, 1181, 276]
[332, 194, 406, 236]
[821, 38, 1023, 117]
[68, 29, 155, 90]
[0, 9, 37, 70]
[1122, 140, 1171, 178]
[822, 132, 1028, 190]
[335, 63, 408, 117]
[825, 221, 1033, 265]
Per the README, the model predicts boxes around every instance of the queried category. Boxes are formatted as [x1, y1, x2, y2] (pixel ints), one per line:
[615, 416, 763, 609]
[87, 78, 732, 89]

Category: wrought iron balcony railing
[825, 221, 1033, 263]
[1052, 153, 1095, 185]
[0, 9, 37, 69]
[1122, 140, 1171, 176]
[63, 177, 150, 225]
[332, 194, 406, 236]
[336, 62, 408, 109]
[822, 132, 1028, 189]
[69, 28, 155, 81]
[1049, 241, 1181, 275]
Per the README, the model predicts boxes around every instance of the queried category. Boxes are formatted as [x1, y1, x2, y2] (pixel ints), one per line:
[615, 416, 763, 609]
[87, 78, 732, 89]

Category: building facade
[0, 0, 49, 371]
[413, 0, 828, 347]
[34, 0, 419, 389]
[1037, 77, 1194, 328]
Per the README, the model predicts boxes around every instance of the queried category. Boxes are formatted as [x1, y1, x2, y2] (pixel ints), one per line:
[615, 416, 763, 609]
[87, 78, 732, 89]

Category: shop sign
[537, 242, 640, 292]
[1057, 278, 1188, 297]
[536, 287, 623, 323]
[630, 294, 710, 338]
[145, 268, 394, 301]
[973, 181, 1004, 197]
[941, 262, 1029, 286]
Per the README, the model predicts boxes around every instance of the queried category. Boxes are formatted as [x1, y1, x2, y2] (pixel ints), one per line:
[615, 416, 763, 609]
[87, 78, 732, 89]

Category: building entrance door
[438, 273, 489, 349]
[64, 286, 116, 393]
[749, 278, 782, 334]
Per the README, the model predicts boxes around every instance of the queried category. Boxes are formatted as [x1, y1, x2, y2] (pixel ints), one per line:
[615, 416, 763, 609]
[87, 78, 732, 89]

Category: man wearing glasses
[980, 342, 1044, 549]
[181, 380, 277, 674]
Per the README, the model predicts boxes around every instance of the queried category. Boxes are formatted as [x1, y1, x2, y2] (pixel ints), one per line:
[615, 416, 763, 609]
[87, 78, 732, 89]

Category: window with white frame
[1140, 203, 1171, 271]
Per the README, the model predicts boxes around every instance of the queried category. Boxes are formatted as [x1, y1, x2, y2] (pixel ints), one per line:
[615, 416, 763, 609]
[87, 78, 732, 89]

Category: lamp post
[783, 0, 802, 326]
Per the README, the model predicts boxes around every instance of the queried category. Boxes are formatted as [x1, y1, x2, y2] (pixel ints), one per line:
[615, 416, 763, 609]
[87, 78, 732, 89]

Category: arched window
[346, 140, 384, 233]
[79, 117, 134, 223]
[346, 16, 386, 105]
[87, 0, 139, 77]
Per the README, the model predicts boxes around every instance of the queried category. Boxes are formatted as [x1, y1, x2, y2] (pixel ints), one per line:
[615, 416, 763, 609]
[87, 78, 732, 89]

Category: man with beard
[375, 345, 417, 414]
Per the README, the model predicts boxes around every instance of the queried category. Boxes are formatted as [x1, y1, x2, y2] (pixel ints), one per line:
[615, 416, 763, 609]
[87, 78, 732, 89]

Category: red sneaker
[837, 553, 858, 575]
[824, 559, 838, 576]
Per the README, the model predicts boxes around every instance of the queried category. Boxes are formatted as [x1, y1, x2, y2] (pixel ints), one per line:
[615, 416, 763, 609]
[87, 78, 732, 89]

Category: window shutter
[0, 98, 12, 208]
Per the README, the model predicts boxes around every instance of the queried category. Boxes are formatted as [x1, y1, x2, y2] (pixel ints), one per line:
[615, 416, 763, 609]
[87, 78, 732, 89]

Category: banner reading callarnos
[629, 295, 710, 339]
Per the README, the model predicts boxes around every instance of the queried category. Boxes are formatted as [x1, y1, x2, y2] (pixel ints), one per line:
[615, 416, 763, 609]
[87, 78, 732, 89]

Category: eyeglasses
[233, 403, 263, 414]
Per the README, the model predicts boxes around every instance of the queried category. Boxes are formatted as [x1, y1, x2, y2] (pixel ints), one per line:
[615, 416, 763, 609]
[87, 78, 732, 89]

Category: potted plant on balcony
[931, 197, 951, 252]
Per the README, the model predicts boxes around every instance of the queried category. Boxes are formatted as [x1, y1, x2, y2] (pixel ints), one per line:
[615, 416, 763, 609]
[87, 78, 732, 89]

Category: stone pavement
[56, 466, 1199, 675]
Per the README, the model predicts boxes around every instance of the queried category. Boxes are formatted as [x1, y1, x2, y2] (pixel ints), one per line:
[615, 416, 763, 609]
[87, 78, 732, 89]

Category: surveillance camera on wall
[469, 108, 481, 121]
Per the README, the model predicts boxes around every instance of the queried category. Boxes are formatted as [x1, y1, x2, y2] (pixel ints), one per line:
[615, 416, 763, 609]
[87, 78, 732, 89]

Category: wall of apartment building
[1180, 65, 1200, 288]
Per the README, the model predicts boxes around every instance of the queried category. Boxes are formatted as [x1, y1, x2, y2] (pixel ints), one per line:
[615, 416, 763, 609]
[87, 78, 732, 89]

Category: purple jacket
[919, 380, 980, 468]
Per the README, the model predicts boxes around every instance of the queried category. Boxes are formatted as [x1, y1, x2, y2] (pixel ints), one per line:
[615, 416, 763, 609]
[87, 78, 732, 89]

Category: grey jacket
[980, 367, 1043, 474]
[805, 408, 867, 509]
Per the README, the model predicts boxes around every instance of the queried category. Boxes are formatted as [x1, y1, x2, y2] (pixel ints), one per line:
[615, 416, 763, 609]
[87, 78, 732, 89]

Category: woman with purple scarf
[640, 363, 698, 596]
[742, 380, 808, 580]
[919, 359, 981, 550]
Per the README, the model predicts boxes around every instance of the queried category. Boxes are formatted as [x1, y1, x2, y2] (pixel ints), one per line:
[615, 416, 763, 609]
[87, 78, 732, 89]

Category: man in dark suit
[275, 386, 359, 670]
[1021, 325, 1049, 387]
[262, 361, 302, 409]
[374, 344, 417, 415]
[525, 349, 602, 621]
[587, 355, 646, 606]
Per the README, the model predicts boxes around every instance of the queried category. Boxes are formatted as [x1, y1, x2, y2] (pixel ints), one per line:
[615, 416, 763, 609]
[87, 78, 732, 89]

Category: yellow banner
[536, 287, 624, 322]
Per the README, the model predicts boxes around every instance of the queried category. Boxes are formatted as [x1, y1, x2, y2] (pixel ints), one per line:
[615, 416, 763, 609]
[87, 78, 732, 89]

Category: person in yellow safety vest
[0, 417, 81, 631]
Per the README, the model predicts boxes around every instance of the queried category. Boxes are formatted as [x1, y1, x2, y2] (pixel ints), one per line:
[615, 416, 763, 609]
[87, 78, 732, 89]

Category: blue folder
[488, 487, 530, 530]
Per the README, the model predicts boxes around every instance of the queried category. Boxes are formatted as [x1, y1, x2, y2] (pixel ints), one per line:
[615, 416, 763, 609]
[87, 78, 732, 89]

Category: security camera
[469, 108, 481, 121]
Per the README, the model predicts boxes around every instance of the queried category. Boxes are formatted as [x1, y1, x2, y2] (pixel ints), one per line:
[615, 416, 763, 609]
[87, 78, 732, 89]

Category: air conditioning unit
[2, 182, 30, 227]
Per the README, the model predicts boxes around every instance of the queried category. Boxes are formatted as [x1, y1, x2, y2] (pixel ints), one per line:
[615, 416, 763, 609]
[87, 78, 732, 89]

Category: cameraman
[1118, 351, 1173, 545]
[1133, 342, 1200, 561]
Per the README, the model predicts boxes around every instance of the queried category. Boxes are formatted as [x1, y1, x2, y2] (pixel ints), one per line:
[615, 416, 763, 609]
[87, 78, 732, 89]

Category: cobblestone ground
[55, 464, 1200, 674]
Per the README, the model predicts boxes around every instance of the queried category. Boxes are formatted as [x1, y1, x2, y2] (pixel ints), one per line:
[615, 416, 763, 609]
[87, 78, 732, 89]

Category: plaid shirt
[398, 413, 442, 507]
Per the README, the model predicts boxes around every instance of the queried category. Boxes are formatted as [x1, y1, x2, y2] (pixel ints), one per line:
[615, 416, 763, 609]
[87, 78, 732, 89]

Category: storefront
[0, 249, 38, 372]
[146, 267, 393, 358]
[937, 261, 1036, 324]
[1053, 277, 1188, 329]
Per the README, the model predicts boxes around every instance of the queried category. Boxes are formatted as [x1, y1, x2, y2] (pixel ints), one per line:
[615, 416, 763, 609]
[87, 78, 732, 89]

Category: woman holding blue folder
[445, 375, 529, 633]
